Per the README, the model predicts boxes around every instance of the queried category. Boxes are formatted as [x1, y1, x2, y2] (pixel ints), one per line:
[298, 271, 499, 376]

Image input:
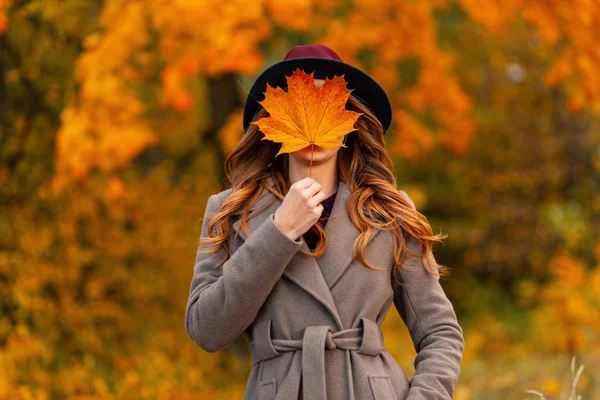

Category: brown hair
[198, 93, 450, 285]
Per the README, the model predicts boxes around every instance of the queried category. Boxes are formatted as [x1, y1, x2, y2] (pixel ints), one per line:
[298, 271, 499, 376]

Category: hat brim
[242, 57, 393, 135]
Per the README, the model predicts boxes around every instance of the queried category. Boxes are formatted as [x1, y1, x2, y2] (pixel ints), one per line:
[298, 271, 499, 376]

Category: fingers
[293, 178, 321, 199]
[293, 178, 333, 208]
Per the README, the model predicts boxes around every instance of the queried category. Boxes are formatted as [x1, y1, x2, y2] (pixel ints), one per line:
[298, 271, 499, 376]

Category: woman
[185, 44, 465, 400]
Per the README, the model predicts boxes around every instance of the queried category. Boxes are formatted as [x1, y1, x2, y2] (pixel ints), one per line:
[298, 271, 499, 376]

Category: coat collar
[231, 179, 382, 330]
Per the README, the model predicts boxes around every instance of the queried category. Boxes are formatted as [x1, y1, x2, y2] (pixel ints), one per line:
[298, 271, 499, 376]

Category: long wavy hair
[198, 91, 450, 285]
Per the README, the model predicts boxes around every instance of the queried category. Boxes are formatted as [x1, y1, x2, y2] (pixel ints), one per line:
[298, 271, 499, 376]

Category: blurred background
[1, 0, 599, 399]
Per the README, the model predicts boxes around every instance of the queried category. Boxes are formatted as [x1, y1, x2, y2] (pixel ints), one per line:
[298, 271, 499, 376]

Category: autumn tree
[1, 0, 599, 398]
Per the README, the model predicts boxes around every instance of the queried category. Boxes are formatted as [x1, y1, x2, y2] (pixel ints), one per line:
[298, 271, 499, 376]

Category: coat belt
[249, 317, 384, 400]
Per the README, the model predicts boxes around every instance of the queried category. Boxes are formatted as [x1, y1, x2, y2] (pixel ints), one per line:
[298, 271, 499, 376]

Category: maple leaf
[250, 68, 363, 158]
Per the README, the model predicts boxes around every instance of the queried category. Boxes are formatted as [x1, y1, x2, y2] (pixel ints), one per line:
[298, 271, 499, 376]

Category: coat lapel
[314, 180, 381, 289]
[231, 180, 381, 330]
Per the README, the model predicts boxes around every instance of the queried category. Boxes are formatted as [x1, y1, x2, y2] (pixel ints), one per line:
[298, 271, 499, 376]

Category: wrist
[273, 214, 298, 241]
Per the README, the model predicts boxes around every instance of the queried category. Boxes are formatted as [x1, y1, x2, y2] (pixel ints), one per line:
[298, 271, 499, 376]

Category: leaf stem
[310, 143, 314, 177]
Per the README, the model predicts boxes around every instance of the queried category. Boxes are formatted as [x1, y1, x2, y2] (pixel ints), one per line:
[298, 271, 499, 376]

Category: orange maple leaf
[251, 68, 363, 158]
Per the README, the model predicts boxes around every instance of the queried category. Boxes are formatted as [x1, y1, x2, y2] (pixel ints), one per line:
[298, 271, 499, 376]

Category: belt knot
[324, 330, 337, 350]
[249, 317, 384, 400]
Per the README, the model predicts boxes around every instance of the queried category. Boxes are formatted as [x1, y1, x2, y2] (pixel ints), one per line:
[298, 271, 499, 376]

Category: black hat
[242, 44, 393, 135]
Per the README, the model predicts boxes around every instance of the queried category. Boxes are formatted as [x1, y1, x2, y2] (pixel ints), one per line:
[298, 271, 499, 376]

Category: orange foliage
[219, 108, 245, 154]
[319, 0, 476, 157]
[53, 1, 158, 191]
[53, 0, 482, 189]
[54, 0, 274, 189]
[5, 1, 600, 398]
[52, 0, 600, 189]
[265, 0, 314, 31]
[0, 0, 9, 34]
[150, 0, 269, 76]
[458, 0, 600, 110]
[391, 110, 435, 160]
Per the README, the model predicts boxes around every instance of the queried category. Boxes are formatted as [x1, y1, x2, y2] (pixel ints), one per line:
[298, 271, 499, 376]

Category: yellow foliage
[526, 248, 600, 353]
[461, 313, 511, 363]
[3, 160, 247, 397]
[454, 386, 471, 400]
[542, 378, 562, 395]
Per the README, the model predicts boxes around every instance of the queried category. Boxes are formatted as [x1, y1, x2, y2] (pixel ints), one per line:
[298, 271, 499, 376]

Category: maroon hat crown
[243, 44, 393, 135]
[283, 44, 343, 62]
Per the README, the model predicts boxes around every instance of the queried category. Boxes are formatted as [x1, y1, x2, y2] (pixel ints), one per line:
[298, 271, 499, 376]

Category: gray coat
[185, 180, 465, 399]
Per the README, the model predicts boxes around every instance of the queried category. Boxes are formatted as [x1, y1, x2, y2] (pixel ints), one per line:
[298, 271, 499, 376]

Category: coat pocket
[368, 375, 398, 400]
[258, 378, 277, 400]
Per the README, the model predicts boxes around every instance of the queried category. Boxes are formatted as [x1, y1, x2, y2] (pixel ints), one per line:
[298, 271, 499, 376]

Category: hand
[273, 177, 328, 241]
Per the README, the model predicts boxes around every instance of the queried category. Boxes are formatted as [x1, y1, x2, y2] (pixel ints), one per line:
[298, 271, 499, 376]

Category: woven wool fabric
[186, 179, 465, 400]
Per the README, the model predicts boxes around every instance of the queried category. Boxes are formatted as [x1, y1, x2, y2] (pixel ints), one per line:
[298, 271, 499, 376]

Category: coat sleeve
[392, 190, 465, 399]
[185, 193, 304, 352]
